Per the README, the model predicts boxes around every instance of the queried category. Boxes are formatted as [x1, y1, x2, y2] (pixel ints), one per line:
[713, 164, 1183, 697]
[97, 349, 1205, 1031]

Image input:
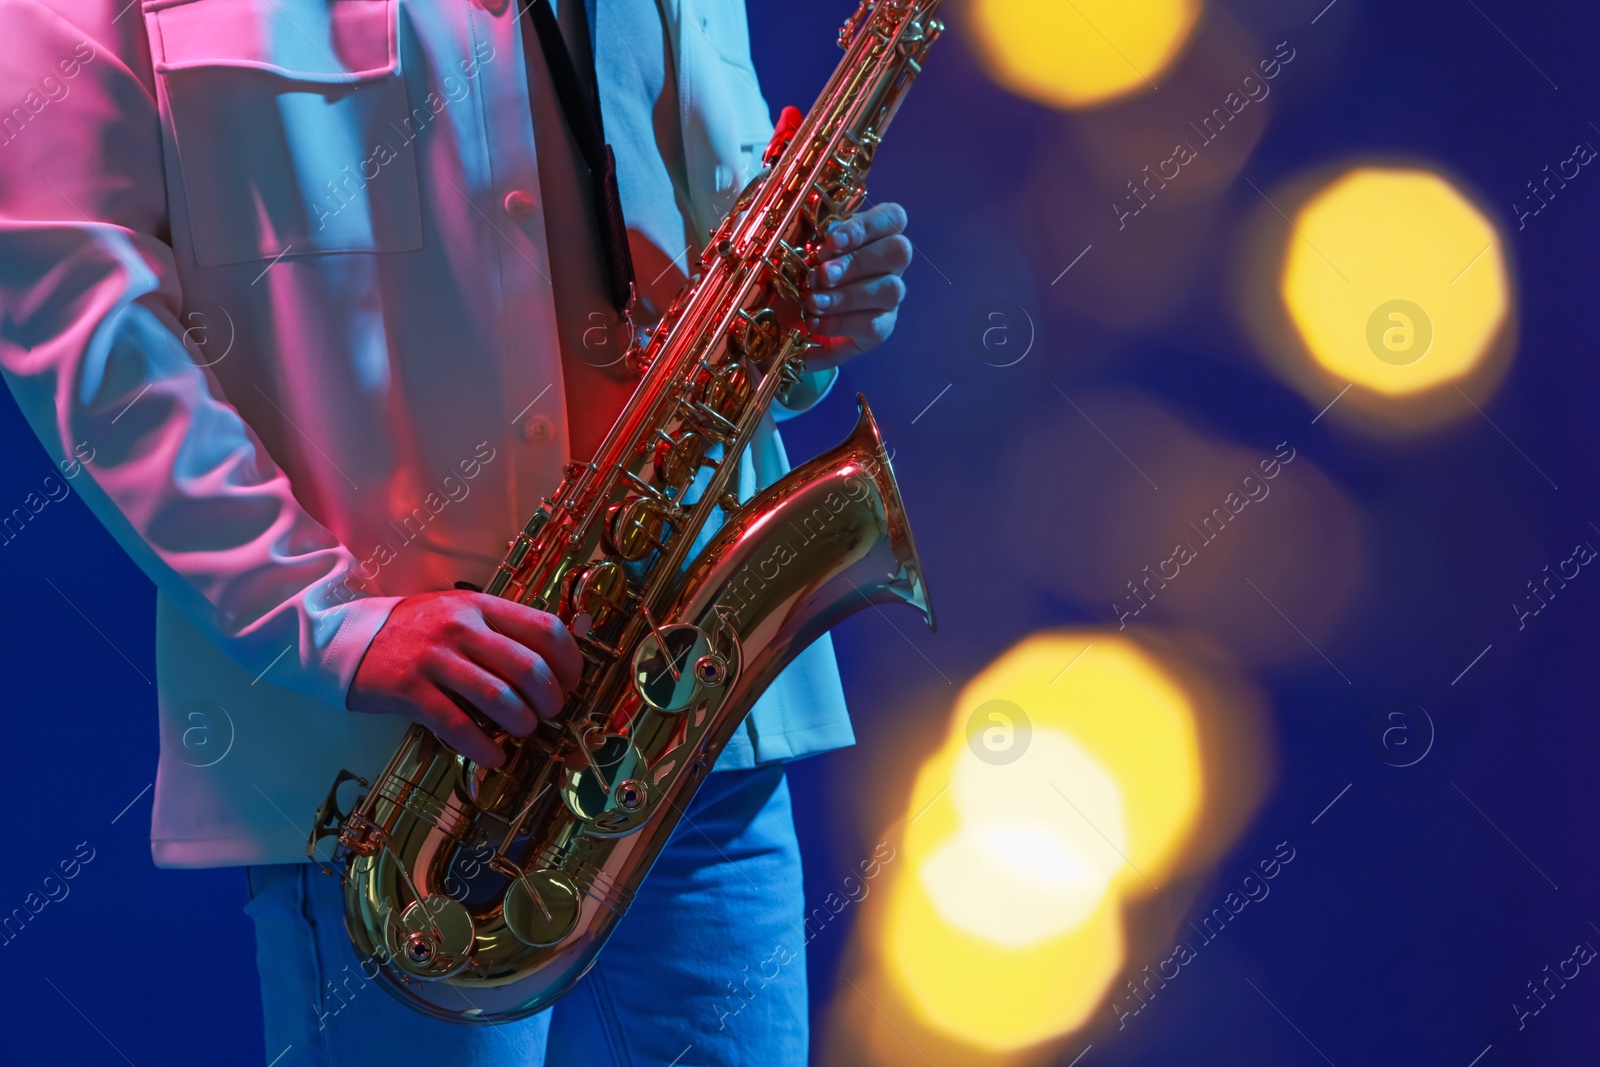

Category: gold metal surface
[309, 0, 943, 1023]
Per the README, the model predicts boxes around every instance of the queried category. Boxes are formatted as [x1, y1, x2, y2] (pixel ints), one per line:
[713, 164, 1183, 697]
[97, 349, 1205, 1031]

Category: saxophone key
[503, 869, 582, 948]
[388, 896, 476, 981]
[564, 561, 628, 630]
[653, 430, 709, 490]
[605, 497, 671, 560]
[559, 729, 653, 834]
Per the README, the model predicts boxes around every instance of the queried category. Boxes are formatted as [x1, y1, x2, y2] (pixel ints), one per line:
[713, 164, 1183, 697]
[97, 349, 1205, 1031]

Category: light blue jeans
[245, 764, 808, 1066]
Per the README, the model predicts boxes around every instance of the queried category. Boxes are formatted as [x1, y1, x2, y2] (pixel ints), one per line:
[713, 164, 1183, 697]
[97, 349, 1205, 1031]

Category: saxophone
[308, 0, 941, 1022]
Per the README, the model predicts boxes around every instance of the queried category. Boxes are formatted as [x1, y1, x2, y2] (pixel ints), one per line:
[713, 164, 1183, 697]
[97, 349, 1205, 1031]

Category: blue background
[4, 1, 1598, 1064]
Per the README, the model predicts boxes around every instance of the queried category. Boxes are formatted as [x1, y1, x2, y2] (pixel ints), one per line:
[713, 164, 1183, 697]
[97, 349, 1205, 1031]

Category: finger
[428, 652, 539, 738]
[806, 308, 898, 352]
[802, 333, 865, 368]
[815, 233, 913, 289]
[414, 689, 505, 768]
[472, 595, 584, 691]
[807, 273, 905, 317]
[459, 625, 567, 720]
[823, 202, 907, 256]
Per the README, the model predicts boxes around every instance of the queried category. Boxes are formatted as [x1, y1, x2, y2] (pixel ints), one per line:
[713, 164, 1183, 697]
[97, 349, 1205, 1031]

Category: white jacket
[0, 0, 851, 868]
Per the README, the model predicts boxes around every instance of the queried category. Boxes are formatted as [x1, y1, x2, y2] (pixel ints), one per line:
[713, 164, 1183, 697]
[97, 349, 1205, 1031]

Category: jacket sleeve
[773, 366, 839, 422]
[0, 0, 402, 711]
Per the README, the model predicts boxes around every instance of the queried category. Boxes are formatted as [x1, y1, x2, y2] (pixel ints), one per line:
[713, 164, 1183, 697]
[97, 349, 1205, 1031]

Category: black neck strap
[526, 0, 636, 315]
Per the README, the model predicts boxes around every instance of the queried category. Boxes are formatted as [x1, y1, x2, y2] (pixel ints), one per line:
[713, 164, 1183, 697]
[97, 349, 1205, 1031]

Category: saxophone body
[309, 0, 942, 1022]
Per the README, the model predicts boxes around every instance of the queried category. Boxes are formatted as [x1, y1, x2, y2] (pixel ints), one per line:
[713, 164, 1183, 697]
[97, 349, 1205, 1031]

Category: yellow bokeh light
[920, 729, 1127, 946]
[969, 0, 1202, 109]
[882, 634, 1203, 1050]
[1280, 167, 1508, 396]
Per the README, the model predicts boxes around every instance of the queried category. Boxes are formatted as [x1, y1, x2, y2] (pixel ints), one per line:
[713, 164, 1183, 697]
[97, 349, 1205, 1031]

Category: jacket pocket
[146, 0, 422, 267]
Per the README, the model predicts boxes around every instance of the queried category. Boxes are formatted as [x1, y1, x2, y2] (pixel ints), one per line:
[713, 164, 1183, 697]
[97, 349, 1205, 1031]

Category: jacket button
[504, 190, 538, 218]
[520, 414, 555, 444]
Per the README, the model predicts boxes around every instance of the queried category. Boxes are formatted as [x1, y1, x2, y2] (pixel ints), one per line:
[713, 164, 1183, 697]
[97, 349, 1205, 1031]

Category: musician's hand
[805, 202, 913, 368]
[347, 591, 585, 769]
